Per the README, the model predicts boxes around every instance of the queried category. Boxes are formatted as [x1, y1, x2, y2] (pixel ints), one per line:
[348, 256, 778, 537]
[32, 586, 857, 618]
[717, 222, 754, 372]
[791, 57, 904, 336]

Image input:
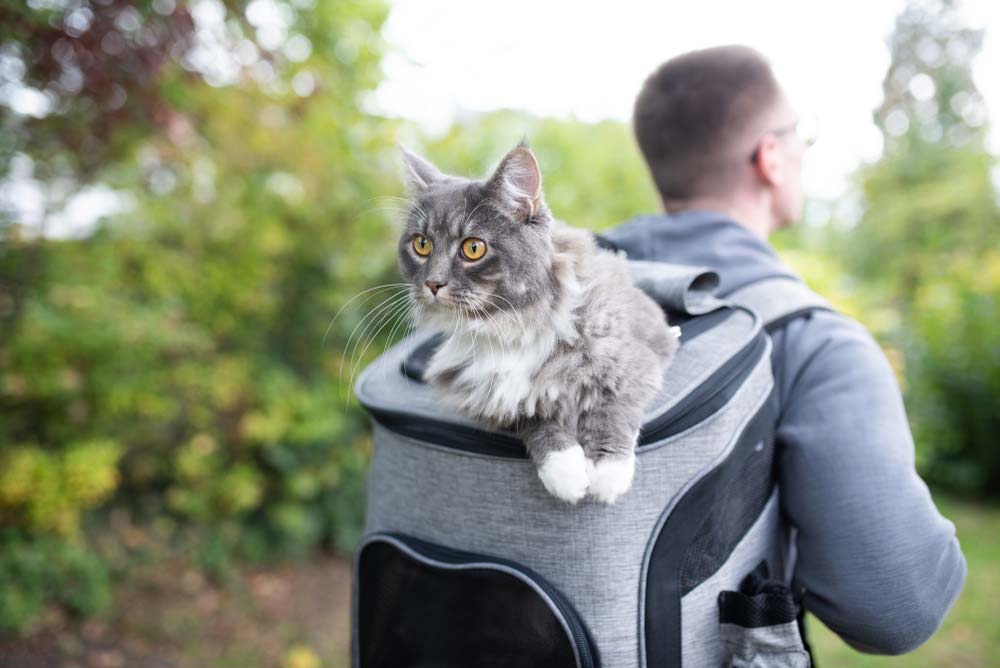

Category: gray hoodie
[600, 210, 967, 655]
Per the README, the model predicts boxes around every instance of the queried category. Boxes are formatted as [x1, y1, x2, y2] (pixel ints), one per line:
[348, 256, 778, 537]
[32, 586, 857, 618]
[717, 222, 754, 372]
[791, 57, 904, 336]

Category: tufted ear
[399, 145, 445, 192]
[486, 143, 543, 220]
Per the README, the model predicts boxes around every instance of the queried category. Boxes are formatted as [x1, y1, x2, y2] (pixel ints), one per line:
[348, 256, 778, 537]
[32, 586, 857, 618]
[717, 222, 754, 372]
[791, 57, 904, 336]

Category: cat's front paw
[536, 444, 590, 504]
[585, 452, 636, 504]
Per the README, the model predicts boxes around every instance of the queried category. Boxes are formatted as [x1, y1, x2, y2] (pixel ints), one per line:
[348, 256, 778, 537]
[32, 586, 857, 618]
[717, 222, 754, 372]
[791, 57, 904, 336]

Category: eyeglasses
[749, 115, 819, 164]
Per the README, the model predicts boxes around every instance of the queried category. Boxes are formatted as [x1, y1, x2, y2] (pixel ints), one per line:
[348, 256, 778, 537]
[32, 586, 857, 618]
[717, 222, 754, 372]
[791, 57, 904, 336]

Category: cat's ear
[399, 145, 445, 192]
[487, 143, 543, 220]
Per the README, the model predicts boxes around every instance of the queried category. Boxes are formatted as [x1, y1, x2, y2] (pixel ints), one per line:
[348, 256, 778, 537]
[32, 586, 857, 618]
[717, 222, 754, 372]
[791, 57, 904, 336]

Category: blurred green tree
[1, 0, 396, 633]
[847, 0, 997, 303]
[842, 0, 1000, 495]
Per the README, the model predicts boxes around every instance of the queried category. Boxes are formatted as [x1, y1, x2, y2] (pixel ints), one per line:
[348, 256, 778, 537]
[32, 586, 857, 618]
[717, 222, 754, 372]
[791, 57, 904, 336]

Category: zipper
[638, 329, 767, 440]
[370, 532, 597, 668]
[363, 329, 768, 459]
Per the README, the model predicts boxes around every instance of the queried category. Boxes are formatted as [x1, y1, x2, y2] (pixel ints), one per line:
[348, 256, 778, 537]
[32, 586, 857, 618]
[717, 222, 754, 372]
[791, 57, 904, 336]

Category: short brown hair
[632, 45, 782, 203]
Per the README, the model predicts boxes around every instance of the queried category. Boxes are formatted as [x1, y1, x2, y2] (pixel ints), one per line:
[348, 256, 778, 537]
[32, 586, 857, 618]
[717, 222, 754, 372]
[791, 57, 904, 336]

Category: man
[605, 45, 967, 654]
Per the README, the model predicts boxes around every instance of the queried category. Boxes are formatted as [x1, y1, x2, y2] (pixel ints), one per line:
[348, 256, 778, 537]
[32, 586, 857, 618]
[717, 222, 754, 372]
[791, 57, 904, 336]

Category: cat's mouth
[414, 290, 492, 320]
[414, 287, 453, 307]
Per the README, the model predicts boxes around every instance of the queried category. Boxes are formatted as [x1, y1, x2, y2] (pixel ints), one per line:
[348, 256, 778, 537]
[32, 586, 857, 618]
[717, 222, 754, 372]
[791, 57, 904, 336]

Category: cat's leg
[578, 403, 644, 504]
[520, 416, 589, 504]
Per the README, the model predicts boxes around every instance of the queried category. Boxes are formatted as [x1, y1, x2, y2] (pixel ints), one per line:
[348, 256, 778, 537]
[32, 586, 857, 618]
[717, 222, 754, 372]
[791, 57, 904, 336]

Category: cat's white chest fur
[429, 328, 554, 421]
[424, 286, 582, 424]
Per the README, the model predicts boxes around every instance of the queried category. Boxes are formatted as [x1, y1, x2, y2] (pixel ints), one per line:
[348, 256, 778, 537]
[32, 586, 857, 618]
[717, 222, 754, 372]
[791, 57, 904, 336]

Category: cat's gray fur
[396, 143, 680, 504]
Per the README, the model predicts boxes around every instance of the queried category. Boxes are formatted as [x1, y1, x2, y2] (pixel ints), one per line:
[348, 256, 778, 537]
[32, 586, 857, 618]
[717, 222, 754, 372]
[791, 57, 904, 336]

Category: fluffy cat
[397, 143, 680, 504]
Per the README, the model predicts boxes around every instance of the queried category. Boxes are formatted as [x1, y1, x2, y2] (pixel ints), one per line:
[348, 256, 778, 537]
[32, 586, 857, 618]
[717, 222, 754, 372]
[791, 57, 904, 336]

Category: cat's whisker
[471, 303, 502, 402]
[340, 290, 409, 373]
[353, 196, 428, 228]
[468, 297, 515, 404]
[355, 195, 426, 215]
[346, 292, 412, 378]
[372, 298, 422, 381]
[379, 296, 417, 365]
[468, 297, 510, 358]
[477, 292, 524, 335]
[445, 298, 465, 345]
[368, 300, 414, 378]
[355, 296, 414, 381]
[463, 303, 477, 389]
[341, 291, 413, 402]
[336, 288, 411, 403]
[324, 282, 411, 346]
[349, 296, 416, 404]
[483, 291, 523, 323]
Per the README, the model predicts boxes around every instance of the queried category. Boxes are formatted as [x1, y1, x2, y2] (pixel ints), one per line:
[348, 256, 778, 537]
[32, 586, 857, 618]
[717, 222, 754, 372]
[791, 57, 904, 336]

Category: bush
[0, 530, 110, 635]
[906, 253, 1000, 495]
[0, 0, 389, 635]
[0, 440, 121, 537]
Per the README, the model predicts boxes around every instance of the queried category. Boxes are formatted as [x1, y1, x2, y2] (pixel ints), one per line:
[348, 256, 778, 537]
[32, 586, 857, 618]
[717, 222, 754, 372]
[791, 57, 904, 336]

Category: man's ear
[400, 145, 445, 192]
[753, 136, 785, 186]
[486, 143, 543, 220]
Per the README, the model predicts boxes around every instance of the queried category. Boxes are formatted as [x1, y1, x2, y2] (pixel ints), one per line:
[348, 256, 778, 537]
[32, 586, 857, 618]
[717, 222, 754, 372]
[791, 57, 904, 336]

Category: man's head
[632, 45, 808, 236]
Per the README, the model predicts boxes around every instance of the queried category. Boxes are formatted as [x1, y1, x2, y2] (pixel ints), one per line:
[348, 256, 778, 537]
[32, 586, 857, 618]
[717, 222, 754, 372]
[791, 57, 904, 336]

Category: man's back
[600, 210, 967, 654]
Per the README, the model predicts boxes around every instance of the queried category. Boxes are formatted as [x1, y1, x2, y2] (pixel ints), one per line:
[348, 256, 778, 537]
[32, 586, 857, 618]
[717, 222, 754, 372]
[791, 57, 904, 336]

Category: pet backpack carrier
[351, 257, 830, 668]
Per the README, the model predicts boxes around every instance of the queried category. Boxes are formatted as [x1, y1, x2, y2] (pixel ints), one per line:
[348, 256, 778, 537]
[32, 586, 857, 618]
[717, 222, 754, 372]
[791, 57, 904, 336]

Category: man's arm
[771, 311, 967, 654]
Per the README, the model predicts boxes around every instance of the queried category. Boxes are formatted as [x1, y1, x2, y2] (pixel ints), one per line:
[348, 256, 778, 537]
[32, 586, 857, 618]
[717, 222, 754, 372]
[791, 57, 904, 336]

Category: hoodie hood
[598, 210, 800, 297]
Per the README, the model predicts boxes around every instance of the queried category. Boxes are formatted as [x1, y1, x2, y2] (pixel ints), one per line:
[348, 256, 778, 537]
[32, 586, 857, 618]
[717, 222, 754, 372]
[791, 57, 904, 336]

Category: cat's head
[396, 143, 558, 331]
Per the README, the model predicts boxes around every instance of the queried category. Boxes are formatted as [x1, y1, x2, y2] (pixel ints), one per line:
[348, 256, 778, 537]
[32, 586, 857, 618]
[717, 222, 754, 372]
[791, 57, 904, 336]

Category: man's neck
[664, 197, 774, 241]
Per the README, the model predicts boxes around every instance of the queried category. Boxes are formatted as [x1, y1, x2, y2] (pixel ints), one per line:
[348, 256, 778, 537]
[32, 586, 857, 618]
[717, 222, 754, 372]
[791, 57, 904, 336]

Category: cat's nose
[425, 280, 447, 296]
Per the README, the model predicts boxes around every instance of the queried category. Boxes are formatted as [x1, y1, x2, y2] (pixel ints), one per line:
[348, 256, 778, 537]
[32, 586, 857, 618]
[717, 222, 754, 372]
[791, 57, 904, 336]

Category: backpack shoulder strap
[725, 277, 835, 332]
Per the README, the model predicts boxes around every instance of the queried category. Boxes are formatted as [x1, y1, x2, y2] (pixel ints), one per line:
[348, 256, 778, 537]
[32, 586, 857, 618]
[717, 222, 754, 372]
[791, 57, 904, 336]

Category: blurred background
[0, 0, 997, 666]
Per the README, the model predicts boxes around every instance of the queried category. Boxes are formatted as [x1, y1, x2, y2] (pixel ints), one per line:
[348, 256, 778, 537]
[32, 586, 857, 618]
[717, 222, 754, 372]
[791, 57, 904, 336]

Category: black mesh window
[679, 414, 777, 594]
[643, 390, 780, 668]
[357, 539, 582, 668]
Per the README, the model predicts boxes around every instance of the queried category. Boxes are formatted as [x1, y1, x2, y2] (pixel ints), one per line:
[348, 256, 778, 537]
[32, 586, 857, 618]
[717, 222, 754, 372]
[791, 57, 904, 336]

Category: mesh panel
[358, 540, 580, 668]
[679, 416, 777, 596]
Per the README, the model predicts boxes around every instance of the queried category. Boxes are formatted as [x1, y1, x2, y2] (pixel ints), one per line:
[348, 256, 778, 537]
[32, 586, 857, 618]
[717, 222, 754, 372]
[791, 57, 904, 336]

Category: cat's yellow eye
[461, 237, 487, 260]
[412, 235, 432, 256]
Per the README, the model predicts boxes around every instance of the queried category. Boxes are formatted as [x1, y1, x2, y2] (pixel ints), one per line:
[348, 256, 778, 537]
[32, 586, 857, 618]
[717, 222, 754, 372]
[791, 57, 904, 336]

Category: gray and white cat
[397, 143, 680, 504]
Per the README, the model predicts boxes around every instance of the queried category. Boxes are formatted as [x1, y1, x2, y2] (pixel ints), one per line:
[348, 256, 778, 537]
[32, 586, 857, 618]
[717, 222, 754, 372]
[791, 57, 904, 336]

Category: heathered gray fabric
[634, 369, 774, 668]
[719, 621, 810, 668]
[680, 490, 783, 666]
[362, 336, 775, 668]
[601, 210, 968, 654]
[626, 261, 726, 315]
[726, 277, 832, 327]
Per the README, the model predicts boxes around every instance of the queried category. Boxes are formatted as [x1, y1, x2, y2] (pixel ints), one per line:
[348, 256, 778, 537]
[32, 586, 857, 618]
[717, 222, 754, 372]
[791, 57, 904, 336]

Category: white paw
[585, 452, 636, 504]
[668, 325, 682, 340]
[537, 444, 590, 504]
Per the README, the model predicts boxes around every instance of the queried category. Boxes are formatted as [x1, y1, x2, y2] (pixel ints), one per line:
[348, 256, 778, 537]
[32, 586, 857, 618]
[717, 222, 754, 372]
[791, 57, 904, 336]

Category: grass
[808, 493, 1000, 667]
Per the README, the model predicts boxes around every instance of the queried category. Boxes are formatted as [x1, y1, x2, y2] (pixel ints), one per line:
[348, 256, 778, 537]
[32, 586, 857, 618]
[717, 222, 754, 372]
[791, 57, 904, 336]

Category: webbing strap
[725, 277, 834, 330]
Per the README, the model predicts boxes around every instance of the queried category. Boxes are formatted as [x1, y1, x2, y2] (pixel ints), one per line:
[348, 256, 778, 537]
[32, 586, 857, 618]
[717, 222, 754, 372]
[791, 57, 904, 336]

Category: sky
[370, 0, 1000, 200]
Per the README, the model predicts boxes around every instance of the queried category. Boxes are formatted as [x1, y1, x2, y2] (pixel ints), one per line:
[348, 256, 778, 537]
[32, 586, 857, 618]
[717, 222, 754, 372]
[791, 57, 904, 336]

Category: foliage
[0, 0, 199, 175]
[846, 0, 995, 302]
[0, 529, 110, 635]
[840, 0, 1000, 495]
[905, 253, 1000, 493]
[0, 440, 120, 537]
[1, 0, 393, 635]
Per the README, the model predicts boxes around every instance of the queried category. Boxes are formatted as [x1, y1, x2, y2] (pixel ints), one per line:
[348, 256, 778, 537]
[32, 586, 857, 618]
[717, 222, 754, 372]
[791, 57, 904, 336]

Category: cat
[396, 142, 680, 504]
